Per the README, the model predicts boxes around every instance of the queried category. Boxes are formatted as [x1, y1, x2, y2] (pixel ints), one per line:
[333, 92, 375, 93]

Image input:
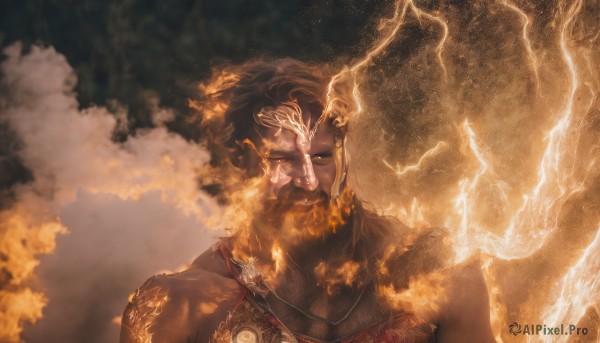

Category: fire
[0, 204, 67, 342]
[0, 44, 220, 342]
[122, 286, 169, 343]
[0, 288, 47, 342]
[378, 272, 446, 323]
[271, 242, 285, 274]
[382, 197, 430, 230]
[189, 70, 240, 122]
[2, 0, 600, 341]
[315, 260, 364, 295]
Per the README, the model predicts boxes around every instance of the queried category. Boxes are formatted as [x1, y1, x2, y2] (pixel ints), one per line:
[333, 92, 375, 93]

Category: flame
[0, 289, 47, 342]
[391, 197, 430, 230]
[481, 257, 508, 343]
[271, 242, 285, 275]
[3, 0, 600, 341]
[123, 286, 169, 343]
[0, 204, 67, 342]
[315, 260, 363, 295]
[189, 70, 240, 122]
[0, 44, 220, 342]
[378, 272, 446, 323]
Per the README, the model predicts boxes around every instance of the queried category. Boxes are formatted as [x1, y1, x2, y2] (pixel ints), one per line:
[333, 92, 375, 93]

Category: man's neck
[250, 211, 372, 289]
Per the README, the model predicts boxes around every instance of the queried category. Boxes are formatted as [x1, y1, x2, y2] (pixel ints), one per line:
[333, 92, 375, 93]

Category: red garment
[211, 244, 436, 343]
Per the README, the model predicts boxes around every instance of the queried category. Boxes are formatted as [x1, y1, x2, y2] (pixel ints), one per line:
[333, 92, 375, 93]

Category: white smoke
[0, 44, 221, 342]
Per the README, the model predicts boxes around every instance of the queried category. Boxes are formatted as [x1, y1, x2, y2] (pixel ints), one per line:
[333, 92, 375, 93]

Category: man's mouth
[293, 197, 324, 207]
[281, 192, 328, 209]
[269, 187, 329, 211]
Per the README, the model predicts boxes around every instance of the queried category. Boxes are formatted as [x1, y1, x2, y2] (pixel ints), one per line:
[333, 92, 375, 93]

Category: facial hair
[258, 187, 352, 248]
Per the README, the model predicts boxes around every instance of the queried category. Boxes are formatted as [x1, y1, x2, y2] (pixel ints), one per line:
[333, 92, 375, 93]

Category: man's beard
[257, 187, 351, 246]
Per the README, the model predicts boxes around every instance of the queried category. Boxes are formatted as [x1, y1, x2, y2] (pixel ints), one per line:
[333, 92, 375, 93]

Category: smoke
[0, 44, 220, 342]
[2, 0, 600, 341]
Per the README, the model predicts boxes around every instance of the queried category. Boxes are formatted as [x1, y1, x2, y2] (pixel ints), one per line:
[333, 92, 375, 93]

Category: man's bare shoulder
[120, 245, 243, 343]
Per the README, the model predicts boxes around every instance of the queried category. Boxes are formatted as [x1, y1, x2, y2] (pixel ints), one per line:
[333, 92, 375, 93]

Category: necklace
[231, 250, 371, 327]
[263, 278, 372, 326]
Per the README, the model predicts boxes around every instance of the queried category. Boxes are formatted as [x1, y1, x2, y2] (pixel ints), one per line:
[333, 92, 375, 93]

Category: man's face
[256, 120, 337, 211]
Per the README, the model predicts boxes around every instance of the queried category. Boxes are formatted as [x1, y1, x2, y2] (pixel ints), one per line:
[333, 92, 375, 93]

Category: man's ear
[230, 146, 245, 169]
[234, 139, 264, 177]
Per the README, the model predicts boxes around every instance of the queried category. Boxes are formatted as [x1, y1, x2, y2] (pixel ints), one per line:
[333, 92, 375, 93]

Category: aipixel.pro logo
[508, 322, 588, 336]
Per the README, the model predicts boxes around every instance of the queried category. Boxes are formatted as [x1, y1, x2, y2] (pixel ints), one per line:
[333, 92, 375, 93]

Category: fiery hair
[190, 58, 351, 200]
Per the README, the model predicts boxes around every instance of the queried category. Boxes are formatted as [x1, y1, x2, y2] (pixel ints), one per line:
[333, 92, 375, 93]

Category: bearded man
[119, 59, 495, 343]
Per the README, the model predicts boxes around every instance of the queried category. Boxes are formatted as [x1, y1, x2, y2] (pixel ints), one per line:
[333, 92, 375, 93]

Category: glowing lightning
[383, 141, 448, 177]
[448, 0, 589, 263]
[500, 0, 583, 255]
[324, 0, 411, 124]
[407, 1, 449, 79]
[541, 225, 600, 343]
[325, 0, 450, 124]
[450, 120, 491, 262]
[500, 0, 541, 93]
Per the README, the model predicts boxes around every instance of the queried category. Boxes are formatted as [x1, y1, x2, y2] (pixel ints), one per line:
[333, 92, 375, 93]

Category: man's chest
[210, 292, 435, 343]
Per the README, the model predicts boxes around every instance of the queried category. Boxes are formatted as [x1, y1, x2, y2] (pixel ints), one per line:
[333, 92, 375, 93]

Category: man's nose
[293, 154, 319, 191]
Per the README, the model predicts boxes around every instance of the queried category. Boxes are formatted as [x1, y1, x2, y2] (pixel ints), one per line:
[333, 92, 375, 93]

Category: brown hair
[191, 58, 349, 200]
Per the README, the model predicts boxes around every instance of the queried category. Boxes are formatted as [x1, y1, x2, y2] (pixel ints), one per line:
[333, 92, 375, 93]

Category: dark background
[0, 0, 391, 130]
[0, 0, 399, 204]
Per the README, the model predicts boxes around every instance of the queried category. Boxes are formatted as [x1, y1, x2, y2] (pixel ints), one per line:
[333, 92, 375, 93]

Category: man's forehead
[261, 128, 297, 151]
[260, 122, 335, 152]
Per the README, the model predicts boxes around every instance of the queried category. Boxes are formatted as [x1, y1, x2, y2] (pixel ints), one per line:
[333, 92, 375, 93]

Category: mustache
[277, 184, 328, 204]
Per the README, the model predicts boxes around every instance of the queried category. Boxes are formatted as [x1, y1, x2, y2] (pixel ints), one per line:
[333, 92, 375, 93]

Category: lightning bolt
[499, 0, 541, 93]
[541, 225, 600, 343]
[325, 0, 451, 124]
[383, 141, 448, 177]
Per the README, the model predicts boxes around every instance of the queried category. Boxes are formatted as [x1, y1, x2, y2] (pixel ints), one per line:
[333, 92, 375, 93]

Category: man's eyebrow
[267, 149, 297, 156]
[309, 143, 336, 153]
[311, 150, 334, 155]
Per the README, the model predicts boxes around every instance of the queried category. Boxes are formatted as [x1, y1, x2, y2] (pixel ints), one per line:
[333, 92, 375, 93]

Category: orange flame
[378, 272, 446, 323]
[3, 0, 600, 341]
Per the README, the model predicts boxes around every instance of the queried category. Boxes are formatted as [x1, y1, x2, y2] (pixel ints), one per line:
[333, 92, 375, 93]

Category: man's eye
[268, 157, 291, 163]
[311, 153, 333, 161]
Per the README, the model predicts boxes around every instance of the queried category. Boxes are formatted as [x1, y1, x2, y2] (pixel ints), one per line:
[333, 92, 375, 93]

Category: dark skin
[120, 118, 496, 342]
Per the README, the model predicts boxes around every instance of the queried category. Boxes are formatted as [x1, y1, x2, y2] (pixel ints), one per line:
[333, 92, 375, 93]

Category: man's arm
[435, 261, 496, 343]
[120, 275, 195, 343]
[120, 270, 242, 343]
